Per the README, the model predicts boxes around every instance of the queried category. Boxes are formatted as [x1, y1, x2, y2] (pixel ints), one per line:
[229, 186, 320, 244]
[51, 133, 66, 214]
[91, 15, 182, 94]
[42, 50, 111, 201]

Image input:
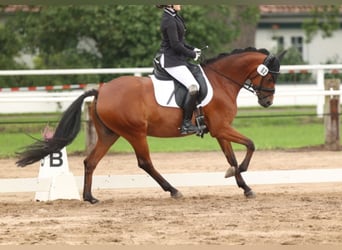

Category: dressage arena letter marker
[35, 147, 80, 202]
[49, 151, 63, 167]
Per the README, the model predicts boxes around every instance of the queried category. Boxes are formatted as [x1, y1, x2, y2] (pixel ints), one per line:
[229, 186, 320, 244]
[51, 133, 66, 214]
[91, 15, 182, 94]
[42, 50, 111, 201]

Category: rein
[205, 64, 275, 96]
[202, 52, 280, 99]
[202, 52, 279, 98]
[205, 65, 257, 94]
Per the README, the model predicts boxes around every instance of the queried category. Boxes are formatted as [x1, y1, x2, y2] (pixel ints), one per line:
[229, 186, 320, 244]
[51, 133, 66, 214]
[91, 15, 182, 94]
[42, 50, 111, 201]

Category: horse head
[246, 49, 286, 108]
[202, 48, 287, 108]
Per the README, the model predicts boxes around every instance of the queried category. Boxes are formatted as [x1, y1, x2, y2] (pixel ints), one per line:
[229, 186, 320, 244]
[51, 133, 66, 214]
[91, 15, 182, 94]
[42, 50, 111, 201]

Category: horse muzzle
[258, 94, 273, 108]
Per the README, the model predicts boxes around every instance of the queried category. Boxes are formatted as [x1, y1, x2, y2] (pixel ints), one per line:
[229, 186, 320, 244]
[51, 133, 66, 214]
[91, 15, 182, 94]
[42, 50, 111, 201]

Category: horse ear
[277, 50, 287, 62]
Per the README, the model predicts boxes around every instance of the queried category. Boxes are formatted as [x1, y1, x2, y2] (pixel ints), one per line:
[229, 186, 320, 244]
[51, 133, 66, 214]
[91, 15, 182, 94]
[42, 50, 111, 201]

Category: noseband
[245, 75, 274, 102]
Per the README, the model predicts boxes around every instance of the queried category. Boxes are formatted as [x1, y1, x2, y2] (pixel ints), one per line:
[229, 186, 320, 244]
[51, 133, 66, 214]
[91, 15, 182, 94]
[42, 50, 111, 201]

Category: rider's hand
[194, 48, 201, 61]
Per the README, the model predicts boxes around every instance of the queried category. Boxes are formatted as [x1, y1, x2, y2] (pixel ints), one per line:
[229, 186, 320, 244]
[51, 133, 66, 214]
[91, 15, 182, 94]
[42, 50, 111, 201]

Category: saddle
[152, 54, 208, 109]
[152, 54, 209, 137]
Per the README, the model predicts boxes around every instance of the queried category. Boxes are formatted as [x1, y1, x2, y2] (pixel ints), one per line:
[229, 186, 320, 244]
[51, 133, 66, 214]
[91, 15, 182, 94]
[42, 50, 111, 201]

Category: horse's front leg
[216, 132, 256, 198]
[217, 126, 255, 173]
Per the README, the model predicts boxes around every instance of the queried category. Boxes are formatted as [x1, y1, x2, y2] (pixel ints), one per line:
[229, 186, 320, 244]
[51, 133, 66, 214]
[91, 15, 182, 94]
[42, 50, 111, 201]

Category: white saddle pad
[150, 66, 213, 108]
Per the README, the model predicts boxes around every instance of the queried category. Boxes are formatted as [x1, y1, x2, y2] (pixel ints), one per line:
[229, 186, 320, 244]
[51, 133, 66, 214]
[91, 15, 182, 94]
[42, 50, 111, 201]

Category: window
[276, 36, 284, 50]
[272, 35, 284, 51]
[291, 36, 303, 58]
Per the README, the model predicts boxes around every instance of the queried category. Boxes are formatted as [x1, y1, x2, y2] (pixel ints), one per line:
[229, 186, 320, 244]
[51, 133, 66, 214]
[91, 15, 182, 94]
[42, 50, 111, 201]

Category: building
[256, 5, 342, 64]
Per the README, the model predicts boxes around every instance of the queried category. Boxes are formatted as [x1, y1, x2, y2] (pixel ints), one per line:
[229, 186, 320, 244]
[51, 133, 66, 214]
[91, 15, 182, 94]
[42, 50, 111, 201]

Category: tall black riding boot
[180, 91, 199, 135]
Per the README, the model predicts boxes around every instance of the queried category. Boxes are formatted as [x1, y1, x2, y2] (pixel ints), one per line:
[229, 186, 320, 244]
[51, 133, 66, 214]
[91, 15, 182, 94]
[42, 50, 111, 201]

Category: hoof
[171, 190, 184, 199]
[224, 167, 236, 178]
[244, 190, 256, 199]
[84, 195, 99, 204]
[89, 198, 99, 204]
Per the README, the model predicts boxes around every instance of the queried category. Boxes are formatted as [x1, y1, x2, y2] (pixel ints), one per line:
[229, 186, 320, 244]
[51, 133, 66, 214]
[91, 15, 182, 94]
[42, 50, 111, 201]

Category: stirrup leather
[195, 107, 208, 138]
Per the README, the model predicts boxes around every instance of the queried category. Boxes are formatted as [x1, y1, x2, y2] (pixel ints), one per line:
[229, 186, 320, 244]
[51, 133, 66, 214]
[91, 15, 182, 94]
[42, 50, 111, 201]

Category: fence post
[316, 68, 325, 117]
[324, 79, 340, 150]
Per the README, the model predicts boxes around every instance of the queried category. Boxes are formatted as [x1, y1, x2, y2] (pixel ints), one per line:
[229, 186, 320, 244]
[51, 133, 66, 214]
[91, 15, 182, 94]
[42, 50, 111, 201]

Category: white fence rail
[0, 67, 152, 76]
[2, 168, 342, 193]
[0, 64, 342, 115]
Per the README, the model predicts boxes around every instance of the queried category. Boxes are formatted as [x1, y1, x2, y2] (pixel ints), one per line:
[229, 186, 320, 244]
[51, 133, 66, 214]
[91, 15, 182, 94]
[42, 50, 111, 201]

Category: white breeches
[160, 54, 199, 93]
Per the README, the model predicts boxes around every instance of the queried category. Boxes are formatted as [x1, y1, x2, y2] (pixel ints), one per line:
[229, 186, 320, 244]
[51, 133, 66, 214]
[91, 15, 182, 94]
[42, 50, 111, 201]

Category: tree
[0, 21, 28, 88]
[2, 5, 260, 86]
[303, 5, 341, 43]
[0, 24, 22, 69]
[230, 5, 260, 49]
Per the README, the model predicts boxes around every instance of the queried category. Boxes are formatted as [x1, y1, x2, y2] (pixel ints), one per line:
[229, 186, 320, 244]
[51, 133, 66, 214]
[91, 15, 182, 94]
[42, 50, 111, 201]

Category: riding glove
[194, 48, 202, 61]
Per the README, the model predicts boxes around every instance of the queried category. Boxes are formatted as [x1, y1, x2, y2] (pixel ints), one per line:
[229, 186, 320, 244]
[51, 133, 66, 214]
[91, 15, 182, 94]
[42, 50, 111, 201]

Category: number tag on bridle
[257, 64, 269, 77]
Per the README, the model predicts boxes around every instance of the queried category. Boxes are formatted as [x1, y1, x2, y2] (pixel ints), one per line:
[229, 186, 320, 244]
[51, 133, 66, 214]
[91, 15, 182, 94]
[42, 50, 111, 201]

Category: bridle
[205, 54, 280, 100]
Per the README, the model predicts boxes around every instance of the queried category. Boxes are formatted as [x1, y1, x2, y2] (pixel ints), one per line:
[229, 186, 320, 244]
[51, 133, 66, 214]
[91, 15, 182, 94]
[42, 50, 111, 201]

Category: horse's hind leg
[83, 132, 119, 204]
[128, 136, 183, 198]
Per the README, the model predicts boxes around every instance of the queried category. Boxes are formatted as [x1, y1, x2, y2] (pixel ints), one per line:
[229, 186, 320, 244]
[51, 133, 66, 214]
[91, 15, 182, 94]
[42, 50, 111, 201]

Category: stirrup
[180, 123, 199, 135]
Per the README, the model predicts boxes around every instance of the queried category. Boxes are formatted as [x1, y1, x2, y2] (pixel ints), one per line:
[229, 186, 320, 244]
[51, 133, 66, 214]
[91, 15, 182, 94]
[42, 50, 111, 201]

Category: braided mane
[201, 47, 270, 66]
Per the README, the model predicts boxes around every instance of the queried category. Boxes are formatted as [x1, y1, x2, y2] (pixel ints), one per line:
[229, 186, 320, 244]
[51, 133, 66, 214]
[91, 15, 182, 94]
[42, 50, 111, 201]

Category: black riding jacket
[159, 8, 196, 67]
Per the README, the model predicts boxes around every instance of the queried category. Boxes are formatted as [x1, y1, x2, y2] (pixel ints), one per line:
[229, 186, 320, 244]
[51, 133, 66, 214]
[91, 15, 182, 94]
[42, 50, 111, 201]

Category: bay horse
[16, 47, 286, 204]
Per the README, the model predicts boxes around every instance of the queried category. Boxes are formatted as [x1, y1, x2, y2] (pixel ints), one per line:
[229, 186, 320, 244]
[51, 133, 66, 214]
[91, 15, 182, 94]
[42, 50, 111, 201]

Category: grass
[0, 106, 334, 158]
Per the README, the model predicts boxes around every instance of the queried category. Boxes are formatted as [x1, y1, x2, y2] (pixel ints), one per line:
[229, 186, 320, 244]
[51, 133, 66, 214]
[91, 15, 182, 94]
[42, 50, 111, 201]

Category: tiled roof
[2, 5, 341, 15]
[260, 5, 342, 14]
[1, 5, 40, 13]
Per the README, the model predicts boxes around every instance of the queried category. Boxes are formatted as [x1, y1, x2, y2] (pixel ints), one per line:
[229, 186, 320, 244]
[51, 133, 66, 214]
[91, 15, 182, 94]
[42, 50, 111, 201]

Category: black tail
[16, 89, 98, 167]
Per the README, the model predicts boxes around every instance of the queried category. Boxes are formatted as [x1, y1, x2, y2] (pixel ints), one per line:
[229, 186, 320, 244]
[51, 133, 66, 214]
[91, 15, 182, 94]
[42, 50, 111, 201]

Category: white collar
[164, 7, 176, 17]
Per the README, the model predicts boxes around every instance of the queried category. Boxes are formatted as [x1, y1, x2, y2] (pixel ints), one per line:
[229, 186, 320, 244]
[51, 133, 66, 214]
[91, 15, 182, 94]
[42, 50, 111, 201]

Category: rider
[156, 4, 202, 135]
